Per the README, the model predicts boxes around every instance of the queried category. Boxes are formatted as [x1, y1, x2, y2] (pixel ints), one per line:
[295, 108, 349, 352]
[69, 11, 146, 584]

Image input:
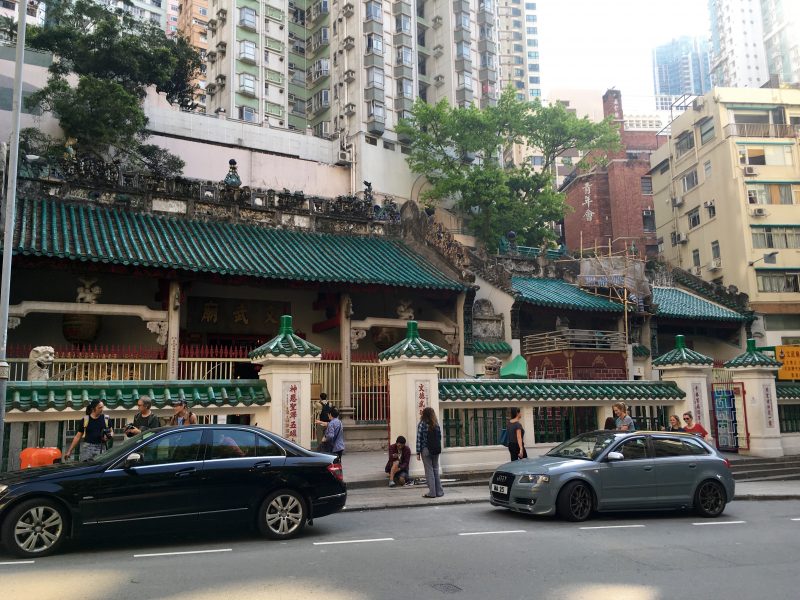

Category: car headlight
[0, 484, 7, 495]
[517, 474, 550, 485]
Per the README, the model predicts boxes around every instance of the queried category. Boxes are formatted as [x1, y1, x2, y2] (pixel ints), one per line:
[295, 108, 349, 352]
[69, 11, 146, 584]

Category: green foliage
[20, 0, 201, 168]
[396, 88, 621, 248]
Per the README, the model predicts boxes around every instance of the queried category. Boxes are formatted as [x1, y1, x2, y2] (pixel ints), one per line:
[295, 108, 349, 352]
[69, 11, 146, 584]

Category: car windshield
[87, 430, 159, 463]
[545, 431, 618, 461]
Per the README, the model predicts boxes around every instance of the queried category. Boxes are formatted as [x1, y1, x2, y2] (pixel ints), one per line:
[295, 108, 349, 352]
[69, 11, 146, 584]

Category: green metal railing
[443, 408, 506, 447]
[779, 403, 800, 433]
[533, 407, 597, 444]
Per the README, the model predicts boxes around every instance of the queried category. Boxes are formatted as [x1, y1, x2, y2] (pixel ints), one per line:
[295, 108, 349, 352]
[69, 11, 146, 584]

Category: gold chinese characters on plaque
[777, 345, 800, 380]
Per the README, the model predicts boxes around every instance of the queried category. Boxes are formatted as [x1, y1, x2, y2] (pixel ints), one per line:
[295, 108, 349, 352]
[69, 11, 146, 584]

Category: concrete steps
[730, 456, 800, 481]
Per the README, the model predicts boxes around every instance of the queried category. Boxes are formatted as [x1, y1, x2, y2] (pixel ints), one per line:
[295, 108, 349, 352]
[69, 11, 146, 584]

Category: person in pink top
[682, 411, 708, 439]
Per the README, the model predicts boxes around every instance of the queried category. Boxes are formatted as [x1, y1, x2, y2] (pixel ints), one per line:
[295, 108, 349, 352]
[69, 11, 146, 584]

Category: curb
[734, 494, 800, 501]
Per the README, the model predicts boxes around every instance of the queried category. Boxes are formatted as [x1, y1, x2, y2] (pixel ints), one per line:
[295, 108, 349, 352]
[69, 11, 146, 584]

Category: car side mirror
[124, 452, 142, 469]
[607, 451, 624, 462]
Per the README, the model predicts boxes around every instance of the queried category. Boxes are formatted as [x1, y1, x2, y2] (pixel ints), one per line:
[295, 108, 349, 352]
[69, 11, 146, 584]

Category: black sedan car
[0, 425, 346, 557]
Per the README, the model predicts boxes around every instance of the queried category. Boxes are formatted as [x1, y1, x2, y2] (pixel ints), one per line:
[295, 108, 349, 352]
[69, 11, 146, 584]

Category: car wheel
[1, 498, 68, 558]
[694, 480, 726, 518]
[257, 489, 307, 540]
[556, 481, 593, 522]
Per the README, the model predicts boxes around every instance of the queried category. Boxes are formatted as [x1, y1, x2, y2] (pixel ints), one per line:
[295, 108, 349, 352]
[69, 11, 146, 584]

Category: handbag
[499, 428, 509, 447]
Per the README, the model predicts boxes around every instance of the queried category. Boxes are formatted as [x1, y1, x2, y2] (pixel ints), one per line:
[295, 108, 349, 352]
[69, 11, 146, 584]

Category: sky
[539, 0, 711, 114]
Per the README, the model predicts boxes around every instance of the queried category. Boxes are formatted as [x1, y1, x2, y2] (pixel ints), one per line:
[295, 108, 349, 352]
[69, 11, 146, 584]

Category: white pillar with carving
[381, 321, 447, 477]
[166, 281, 181, 380]
[250, 315, 322, 450]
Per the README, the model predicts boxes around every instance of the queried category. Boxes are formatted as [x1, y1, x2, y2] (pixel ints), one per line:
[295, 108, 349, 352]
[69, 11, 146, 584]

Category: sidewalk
[339, 450, 800, 512]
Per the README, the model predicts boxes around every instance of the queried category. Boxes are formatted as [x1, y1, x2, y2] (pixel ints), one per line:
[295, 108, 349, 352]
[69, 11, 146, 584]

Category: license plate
[491, 483, 508, 495]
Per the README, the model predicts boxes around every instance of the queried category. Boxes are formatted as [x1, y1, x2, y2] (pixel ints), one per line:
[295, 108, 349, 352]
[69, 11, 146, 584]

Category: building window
[397, 46, 413, 66]
[479, 24, 494, 39]
[238, 73, 256, 95]
[480, 53, 495, 69]
[366, 66, 384, 89]
[675, 131, 695, 157]
[703, 160, 712, 178]
[752, 226, 800, 249]
[395, 13, 411, 33]
[706, 200, 716, 218]
[747, 183, 800, 205]
[642, 210, 655, 233]
[529, 89, 541, 97]
[525, 14, 536, 22]
[238, 106, 257, 122]
[738, 145, 793, 166]
[527, 51, 539, 60]
[640, 176, 653, 195]
[397, 77, 413, 98]
[527, 26, 537, 34]
[699, 118, 715, 144]
[692, 249, 701, 268]
[711, 240, 721, 260]
[366, 33, 383, 55]
[367, 100, 385, 121]
[457, 72, 472, 90]
[238, 40, 256, 62]
[670, 231, 678, 247]
[456, 12, 470, 30]
[687, 207, 700, 229]
[757, 271, 800, 293]
[365, 1, 382, 22]
[239, 6, 257, 28]
[681, 169, 698, 192]
[456, 41, 470, 60]
[526, 39, 538, 47]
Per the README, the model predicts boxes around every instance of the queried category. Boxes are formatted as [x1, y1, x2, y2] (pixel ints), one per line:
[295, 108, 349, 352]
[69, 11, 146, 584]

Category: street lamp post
[0, 0, 29, 471]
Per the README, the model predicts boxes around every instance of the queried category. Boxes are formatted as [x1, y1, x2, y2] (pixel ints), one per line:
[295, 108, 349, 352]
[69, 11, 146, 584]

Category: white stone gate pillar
[250, 315, 321, 449]
[380, 321, 447, 477]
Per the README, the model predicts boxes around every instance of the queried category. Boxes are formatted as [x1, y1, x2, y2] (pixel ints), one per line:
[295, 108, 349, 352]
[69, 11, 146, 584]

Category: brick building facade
[562, 90, 666, 258]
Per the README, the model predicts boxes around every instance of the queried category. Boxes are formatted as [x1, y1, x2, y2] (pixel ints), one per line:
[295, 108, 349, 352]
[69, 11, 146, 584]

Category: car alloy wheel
[3, 499, 66, 558]
[695, 480, 726, 517]
[258, 490, 307, 540]
[557, 480, 593, 522]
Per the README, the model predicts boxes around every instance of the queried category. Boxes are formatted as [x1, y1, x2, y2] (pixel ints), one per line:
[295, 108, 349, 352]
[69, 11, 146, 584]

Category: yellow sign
[777, 345, 800, 380]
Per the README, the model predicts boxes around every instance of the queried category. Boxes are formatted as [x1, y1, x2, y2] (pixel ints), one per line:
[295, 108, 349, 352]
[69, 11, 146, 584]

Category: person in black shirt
[65, 399, 112, 461]
[507, 407, 527, 461]
[315, 392, 332, 449]
[125, 395, 161, 437]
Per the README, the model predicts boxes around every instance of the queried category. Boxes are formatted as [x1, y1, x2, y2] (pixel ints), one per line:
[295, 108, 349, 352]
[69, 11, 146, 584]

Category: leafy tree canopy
[5, 0, 200, 175]
[396, 88, 621, 248]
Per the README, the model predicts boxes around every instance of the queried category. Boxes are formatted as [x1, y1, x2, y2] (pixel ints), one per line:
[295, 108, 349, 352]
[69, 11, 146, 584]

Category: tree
[14, 0, 201, 172]
[396, 88, 621, 248]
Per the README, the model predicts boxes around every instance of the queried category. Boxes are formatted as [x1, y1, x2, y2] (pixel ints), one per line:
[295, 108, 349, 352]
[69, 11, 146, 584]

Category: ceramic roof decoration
[378, 321, 448, 361]
[473, 341, 513, 355]
[724, 338, 782, 369]
[511, 277, 624, 313]
[776, 382, 800, 400]
[652, 287, 748, 322]
[632, 344, 651, 358]
[6, 380, 269, 412]
[438, 380, 684, 402]
[500, 355, 529, 379]
[13, 198, 464, 291]
[652, 335, 714, 367]
[249, 315, 322, 359]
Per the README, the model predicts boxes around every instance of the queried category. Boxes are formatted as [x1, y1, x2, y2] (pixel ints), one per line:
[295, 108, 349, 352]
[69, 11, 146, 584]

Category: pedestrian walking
[125, 395, 160, 437]
[315, 392, 332, 450]
[663, 414, 684, 432]
[613, 402, 635, 431]
[322, 407, 345, 463]
[65, 399, 112, 461]
[168, 399, 197, 426]
[682, 411, 708, 439]
[416, 407, 443, 498]
[507, 407, 527, 461]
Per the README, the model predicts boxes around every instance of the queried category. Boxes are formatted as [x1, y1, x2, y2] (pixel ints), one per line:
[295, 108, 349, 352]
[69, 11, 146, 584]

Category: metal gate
[711, 368, 749, 452]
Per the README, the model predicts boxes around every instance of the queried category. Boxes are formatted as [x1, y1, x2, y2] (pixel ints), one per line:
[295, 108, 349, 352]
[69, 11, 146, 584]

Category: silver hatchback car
[489, 430, 735, 521]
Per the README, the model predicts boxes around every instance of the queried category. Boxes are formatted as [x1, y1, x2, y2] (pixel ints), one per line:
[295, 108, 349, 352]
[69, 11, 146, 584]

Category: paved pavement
[340, 449, 800, 512]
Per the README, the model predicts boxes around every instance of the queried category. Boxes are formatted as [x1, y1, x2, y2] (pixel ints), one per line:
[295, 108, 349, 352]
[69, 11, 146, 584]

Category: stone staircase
[730, 456, 800, 482]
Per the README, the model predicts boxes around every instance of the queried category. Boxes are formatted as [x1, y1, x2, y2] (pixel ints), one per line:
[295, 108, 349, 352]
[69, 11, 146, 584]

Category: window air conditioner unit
[691, 266, 702, 276]
[343, 2, 354, 16]
[288, 62, 297, 70]
[344, 102, 356, 115]
[743, 165, 756, 176]
[337, 150, 352, 164]
[751, 207, 768, 217]
[343, 36, 355, 50]
[215, 74, 226, 85]
[216, 8, 227, 19]
[692, 98, 704, 111]
[709, 258, 722, 270]
[288, 93, 296, 102]
[433, 44, 444, 57]
[703, 200, 714, 208]
[677, 233, 689, 244]
[434, 74, 445, 86]
[671, 196, 684, 208]
[207, 51, 217, 62]
[344, 69, 355, 82]
[432, 15, 443, 28]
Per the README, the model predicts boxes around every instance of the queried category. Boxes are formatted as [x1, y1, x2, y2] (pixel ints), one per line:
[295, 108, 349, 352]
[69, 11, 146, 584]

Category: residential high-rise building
[708, 0, 768, 87]
[650, 87, 800, 346]
[497, 0, 539, 102]
[652, 36, 711, 98]
[98, 0, 168, 29]
[177, 0, 210, 112]
[760, 0, 800, 85]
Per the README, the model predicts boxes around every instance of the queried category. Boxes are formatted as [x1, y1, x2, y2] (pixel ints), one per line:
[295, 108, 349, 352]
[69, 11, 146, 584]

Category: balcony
[724, 123, 800, 139]
[523, 329, 628, 381]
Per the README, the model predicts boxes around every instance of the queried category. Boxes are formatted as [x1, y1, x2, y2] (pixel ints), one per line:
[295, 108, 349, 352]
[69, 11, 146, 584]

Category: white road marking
[692, 521, 746, 526]
[313, 537, 394, 546]
[134, 548, 232, 558]
[0, 560, 35, 566]
[791, 518, 800, 521]
[579, 524, 646, 530]
[459, 530, 527, 536]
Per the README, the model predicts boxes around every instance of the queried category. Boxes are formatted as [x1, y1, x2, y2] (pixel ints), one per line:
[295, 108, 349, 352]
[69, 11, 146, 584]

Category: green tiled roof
[776, 382, 800, 400]
[652, 335, 713, 367]
[473, 341, 513, 355]
[249, 315, 322, 359]
[724, 338, 782, 369]
[438, 379, 684, 402]
[652, 287, 748, 322]
[13, 198, 464, 291]
[378, 321, 448, 361]
[632, 344, 651, 358]
[512, 277, 624, 313]
[500, 355, 529, 379]
[6, 380, 269, 412]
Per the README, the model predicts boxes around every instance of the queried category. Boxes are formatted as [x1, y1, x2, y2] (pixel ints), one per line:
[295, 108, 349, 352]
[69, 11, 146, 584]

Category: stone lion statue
[396, 299, 414, 320]
[28, 346, 55, 381]
[484, 356, 502, 379]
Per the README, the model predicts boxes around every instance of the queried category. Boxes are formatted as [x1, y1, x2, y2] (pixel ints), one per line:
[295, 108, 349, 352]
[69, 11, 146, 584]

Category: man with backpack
[65, 399, 113, 461]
